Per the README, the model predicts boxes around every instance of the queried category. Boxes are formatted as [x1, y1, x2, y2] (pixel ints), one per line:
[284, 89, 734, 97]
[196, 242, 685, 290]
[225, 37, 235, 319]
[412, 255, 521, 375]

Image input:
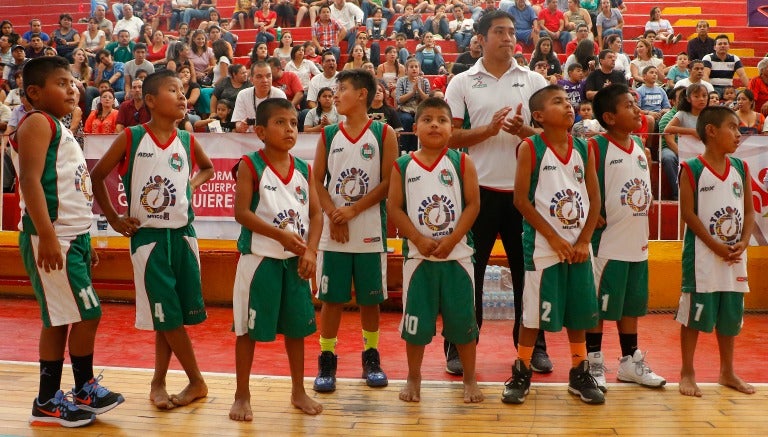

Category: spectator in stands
[115, 78, 151, 132]
[455, 35, 482, 65]
[565, 23, 597, 57]
[635, 30, 663, 59]
[4, 71, 24, 108]
[93, 5, 115, 36]
[231, 0, 255, 30]
[448, 5, 475, 53]
[177, 64, 202, 121]
[734, 89, 765, 134]
[307, 50, 339, 108]
[636, 65, 671, 122]
[675, 59, 715, 93]
[303, 86, 343, 131]
[81, 17, 108, 68]
[189, 29, 215, 85]
[377, 45, 405, 94]
[198, 7, 224, 29]
[368, 80, 402, 129]
[748, 58, 768, 116]
[0, 36, 13, 69]
[0, 21, 20, 47]
[353, 31, 381, 68]
[558, 63, 586, 107]
[195, 97, 235, 131]
[595, 0, 622, 49]
[209, 39, 231, 86]
[507, 0, 539, 47]
[273, 32, 294, 66]
[645, 7, 681, 45]
[312, 5, 344, 61]
[113, 4, 145, 41]
[274, 0, 300, 28]
[111, 0, 127, 20]
[584, 49, 625, 100]
[657, 85, 684, 178]
[666, 53, 690, 88]
[70, 48, 92, 93]
[166, 41, 195, 79]
[172, 0, 196, 30]
[254, 0, 278, 44]
[146, 30, 169, 67]
[3, 45, 27, 92]
[530, 36, 562, 78]
[268, 56, 304, 109]
[89, 80, 120, 112]
[172, 22, 192, 44]
[415, 32, 446, 75]
[392, 4, 424, 40]
[366, 7, 389, 41]
[703, 35, 750, 97]
[396, 58, 430, 152]
[183, 0, 216, 27]
[208, 25, 233, 59]
[250, 41, 270, 64]
[210, 63, 251, 113]
[232, 60, 288, 132]
[94, 50, 126, 102]
[686, 20, 715, 63]
[563, 38, 595, 73]
[52, 14, 80, 62]
[24, 35, 46, 60]
[137, 23, 154, 46]
[143, 0, 171, 31]
[424, 4, 451, 40]
[106, 30, 136, 63]
[331, 0, 365, 54]
[538, 0, 571, 51]
[564, 0, 592, 41]
[285, 44, 322, 97]
[20, 19, 50, 46]
[344, 43, 369, 70]
[219, 20, 238, 51]
[124, 43, 156, 85]
[630, 39, 664, 86]
[84, 89, 119, 134]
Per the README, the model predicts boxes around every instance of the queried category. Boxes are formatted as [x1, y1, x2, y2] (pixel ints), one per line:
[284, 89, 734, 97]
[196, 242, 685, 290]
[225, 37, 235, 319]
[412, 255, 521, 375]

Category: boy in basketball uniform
[311, 70, 398, 392]
[388, 97, 484, 403]
[676, 106, 756, 397]
[585, 84, 666, 392]
[229, 98, 324, 420]
[14, 56, 124, 428]
[502, 85, 604, 405]
[91, 70, 214, 410]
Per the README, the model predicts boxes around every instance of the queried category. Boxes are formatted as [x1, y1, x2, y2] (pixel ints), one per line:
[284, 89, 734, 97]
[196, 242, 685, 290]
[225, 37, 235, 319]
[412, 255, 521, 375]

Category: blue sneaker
[73, 374, 125, 414]
[362, 348, 388, 388]
[30, 390, 96, 427]
[313, 351, 337, 393]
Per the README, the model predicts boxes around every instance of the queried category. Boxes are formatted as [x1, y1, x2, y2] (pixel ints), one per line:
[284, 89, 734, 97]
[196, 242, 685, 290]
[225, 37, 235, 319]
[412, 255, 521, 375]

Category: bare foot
[679, 373, 702, 397]
[171, 380, 208, 406]
[229, 395, 253, 421]
[719, 373, 756, 394]
[463, 380, 484, 403]
[149, 384, 175, 410]
[291, 392, 323, 415]
[399, 377, 421, 402]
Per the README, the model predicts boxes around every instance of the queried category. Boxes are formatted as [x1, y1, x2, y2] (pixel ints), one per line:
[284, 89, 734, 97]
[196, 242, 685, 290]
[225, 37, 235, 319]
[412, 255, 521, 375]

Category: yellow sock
[518, 345, 534, 369]
[362, 330, 379, 351]
[570, 342, 587, 368]
[319, 336, 337, 353]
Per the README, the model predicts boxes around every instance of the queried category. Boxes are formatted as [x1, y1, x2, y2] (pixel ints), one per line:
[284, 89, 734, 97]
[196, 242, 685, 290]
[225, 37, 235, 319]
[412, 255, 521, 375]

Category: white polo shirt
[674, 78, 715, 93]
[231, 86, 288, 131]
[307, 72, 339, 103]
[445, 57, 548, 191]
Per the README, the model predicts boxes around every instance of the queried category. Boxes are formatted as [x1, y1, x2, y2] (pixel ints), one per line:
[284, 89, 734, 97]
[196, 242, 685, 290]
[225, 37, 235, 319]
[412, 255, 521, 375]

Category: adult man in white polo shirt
[445, 9, 550, 377]
[113, 4, 144, 41]
[675, 59, 714, 93]
[307, 51, 339, 109]
[232, 61, 288, 133]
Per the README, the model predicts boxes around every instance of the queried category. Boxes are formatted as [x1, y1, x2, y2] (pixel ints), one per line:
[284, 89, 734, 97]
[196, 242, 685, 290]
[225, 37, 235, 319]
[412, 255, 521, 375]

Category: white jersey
[395, 149, 474, 261]
[11, 112, 93, 236]
[521, 135, 590, 271]
[590, 135, 651, 261]
[681, 156, 749, 293]
[319, 120, 387, 253]
[121, 125, 195, 229]
[237, 151, 311, 260]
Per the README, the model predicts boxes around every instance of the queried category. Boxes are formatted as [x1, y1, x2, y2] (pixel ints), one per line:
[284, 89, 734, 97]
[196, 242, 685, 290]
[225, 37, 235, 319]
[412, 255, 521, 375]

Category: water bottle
[96, 215, 108, 248]
[482, 287, 491, 320]
[276, 27, 282, 41]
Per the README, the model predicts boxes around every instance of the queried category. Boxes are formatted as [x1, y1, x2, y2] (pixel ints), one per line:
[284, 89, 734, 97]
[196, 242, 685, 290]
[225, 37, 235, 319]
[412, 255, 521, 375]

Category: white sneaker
[587, 351, 608, 393]
[617, 350, 666, 387]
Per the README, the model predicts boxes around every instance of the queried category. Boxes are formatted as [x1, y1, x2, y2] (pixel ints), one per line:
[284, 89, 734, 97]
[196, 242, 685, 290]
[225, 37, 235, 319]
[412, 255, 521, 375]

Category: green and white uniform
[233, 151, 316, 341]
[121, 124, 206, 331]
[676, 156, 749, 335]
[395, 149, 478, 345]
[590, 135, 651, 320]
[12, 111, 100, 327]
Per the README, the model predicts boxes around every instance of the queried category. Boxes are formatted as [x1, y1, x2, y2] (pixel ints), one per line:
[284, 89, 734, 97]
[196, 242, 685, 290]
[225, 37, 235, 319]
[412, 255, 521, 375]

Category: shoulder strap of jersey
[10, 110, 59, 152]
[445, 148, 465, 204]
[681, 156, 704, 214]
[524, 136, 545, 202]
[294, 155, 310, 181]
[572, 135, 589, 166]
[730, 156, 746, 183]
[394, 153, 413, 213]
[369, 120, 385, 156]
[322, 123, 341, 159]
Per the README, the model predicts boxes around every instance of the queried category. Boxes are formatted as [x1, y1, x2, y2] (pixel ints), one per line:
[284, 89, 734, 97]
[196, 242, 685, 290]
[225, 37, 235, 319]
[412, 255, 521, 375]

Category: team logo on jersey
[417, 194, 456, 236]
[549, 189, 584, 229]
[620, 178, 651, 215]
[168, 153, 184, 172]
[335, 167, 370, 205]
[272, 208, 306, 237]
[573, 165, 584, 184]
[637, 154, 648, 170]
[709, 206, 743, 244]
[74, 163, 93, 202]
[294, 186, 308, 205]
[471, 77, 487, 88]
[360, 143, 376, 161]
[140, 175, 177, 217]
[732, 181, 743, 198]
[438, 168, 454, 187]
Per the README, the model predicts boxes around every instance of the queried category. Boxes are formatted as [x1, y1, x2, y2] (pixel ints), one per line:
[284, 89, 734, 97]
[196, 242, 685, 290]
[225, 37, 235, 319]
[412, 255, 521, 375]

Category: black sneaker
[313, 351, 337, 393]
[501, 359, 532, 404]
[361, 348, 388, 388]
[445, 344, 463, 376]
[29, 390, 96, 428]
[530, 348, 553, 374]
[568, 360, 606, 404]
[73, 374, 125, 414]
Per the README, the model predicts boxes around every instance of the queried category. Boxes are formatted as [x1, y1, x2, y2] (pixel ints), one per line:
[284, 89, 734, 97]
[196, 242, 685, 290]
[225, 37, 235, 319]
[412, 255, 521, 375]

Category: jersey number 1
[78, 286, 99, 310]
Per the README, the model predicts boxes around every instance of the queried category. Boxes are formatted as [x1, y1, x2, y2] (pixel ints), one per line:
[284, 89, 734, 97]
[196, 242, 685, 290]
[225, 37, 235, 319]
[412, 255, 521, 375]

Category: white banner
[678, 135, 768, 245]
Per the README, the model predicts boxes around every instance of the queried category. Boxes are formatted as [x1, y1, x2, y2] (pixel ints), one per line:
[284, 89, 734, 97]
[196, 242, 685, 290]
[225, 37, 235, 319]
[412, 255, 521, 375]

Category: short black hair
[643, 29, 657, 38]
[336, 69, 377, 107]
[22, 56, 71, 99]
[319, 4, 331, 13]
[696, 106, 738, 144]
[266, 56, 282, 68]
[142, 69, 178, 99]
[415, 96, 452, 122]
[476, 9, 513, 37]
[592, 83, 631, 130]
[133, 42, 147, 53]
[715, 34, 730, 43]
[529, 84, 565, 113]
[690, 59, 705, 68]
[567, 63, 583, 73]
[256, 98, 296, 127]
[641, 65, 657, 75]
[598, 49, 613, 60]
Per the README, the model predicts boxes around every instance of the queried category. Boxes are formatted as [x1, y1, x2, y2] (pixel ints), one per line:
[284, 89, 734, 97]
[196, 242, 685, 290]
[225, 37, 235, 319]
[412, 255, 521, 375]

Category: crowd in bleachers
[2, 0, 768, 197]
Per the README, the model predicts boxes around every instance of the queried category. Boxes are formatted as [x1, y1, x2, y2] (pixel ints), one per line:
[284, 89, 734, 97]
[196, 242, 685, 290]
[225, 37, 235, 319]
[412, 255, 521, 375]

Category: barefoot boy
[91, 70, 213, 410]
[502, 85, 604, 405]
[586, 84, 666, 392]
[229, 98, 324, 420]
[312, 69, 398, 393]
[676, 106, 756, 397]
[387, 97, 483, 403]
[13, 56, 124, 428]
